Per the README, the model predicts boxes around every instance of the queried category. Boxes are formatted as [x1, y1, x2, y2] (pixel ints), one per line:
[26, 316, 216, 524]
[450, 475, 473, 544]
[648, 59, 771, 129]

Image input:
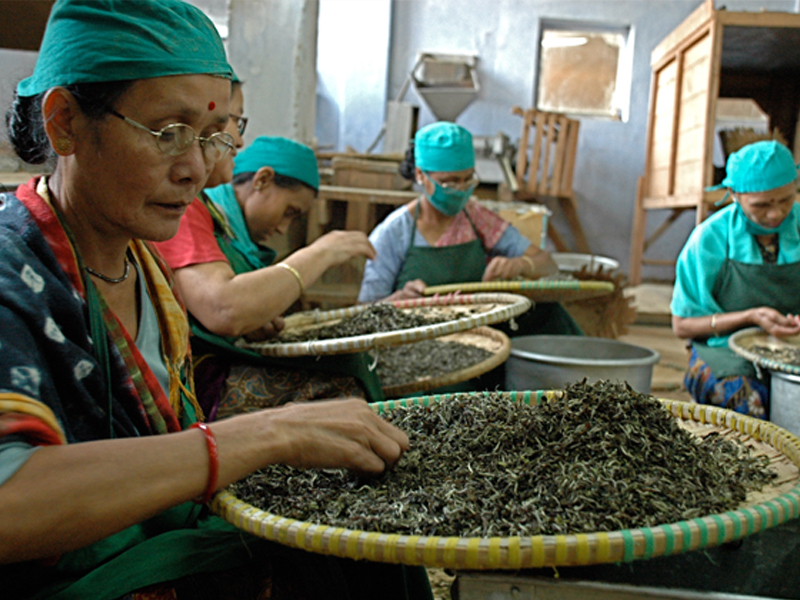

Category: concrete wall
[228, 0, 319, 146]
[317, 0, 799, 282]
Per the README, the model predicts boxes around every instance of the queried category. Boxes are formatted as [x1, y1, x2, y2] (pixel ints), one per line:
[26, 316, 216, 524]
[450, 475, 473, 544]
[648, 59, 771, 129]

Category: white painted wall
[316, 0, 392, 153]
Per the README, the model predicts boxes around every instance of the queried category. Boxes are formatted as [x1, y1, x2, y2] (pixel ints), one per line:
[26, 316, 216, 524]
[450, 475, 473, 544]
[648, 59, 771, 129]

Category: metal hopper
[412, 52, 479, 122]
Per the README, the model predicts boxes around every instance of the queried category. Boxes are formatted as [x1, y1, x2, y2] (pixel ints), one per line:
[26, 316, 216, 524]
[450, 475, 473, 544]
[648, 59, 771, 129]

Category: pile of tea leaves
[230, 380, 777, 537]
[278, 304, 450, 344]
[373, 339, 494, 388]
[750, 343, 800, 367]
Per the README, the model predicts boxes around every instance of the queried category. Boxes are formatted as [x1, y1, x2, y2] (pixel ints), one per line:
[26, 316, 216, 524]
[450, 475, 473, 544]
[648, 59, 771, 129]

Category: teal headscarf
[233, 136, 320, 191]
[17, 0, 231, 98]
[415, 122, 475, 172]
[204, 184, 277, 270]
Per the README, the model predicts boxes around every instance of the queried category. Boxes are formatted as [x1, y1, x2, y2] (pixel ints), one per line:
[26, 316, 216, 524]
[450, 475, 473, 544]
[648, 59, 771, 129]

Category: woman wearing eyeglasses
[0, 1, 429, 599]
[359, 121, 582, 338]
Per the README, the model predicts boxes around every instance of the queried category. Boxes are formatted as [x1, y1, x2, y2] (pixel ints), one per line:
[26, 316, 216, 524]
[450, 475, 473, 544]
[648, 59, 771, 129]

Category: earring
[54, 137, 73, 154]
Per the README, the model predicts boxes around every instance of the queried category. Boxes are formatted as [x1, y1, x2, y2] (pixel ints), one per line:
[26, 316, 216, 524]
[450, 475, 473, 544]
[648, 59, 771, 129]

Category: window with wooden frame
[536, 20, 632, 121]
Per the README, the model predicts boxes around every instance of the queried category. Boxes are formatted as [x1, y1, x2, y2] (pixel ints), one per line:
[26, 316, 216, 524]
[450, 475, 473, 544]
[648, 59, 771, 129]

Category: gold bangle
[521, 255, 535, 275]
[711, 313, 719, 336]
[276, 262, 304, 295]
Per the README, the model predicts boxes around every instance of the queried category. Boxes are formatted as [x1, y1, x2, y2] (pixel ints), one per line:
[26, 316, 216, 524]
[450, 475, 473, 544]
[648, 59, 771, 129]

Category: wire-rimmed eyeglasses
[109, 110, 235, 163]
[229, 113, 248, 136]
[423, 171, 480, 191]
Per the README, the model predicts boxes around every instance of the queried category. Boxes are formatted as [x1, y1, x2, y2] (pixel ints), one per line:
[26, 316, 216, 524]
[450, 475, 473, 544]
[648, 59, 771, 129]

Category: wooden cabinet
[629, 0, 800, 284]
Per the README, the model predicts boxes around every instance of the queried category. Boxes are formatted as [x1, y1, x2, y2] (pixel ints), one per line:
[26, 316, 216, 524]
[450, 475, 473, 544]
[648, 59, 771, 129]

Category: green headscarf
[17, 0, 231, 98]
[233, 136, 320, 191]
[415, 122, 475, 172]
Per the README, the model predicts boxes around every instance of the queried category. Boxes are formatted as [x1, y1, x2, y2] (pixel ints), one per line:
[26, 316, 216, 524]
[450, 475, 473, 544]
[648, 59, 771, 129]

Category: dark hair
[399, 141, 416, 181]
[5, 80, 134, 165]
[233, 171, 318, 198]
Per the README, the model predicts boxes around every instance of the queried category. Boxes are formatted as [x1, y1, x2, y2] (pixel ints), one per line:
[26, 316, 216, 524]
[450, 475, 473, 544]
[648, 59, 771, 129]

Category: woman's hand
[482, 256, 527, 281]
[377, 279, 426, 302]
[749, 307, 800, 337]
[254, 398, 409, 474]
[309, 230, 376, 267]
[242, 315, 285, 342]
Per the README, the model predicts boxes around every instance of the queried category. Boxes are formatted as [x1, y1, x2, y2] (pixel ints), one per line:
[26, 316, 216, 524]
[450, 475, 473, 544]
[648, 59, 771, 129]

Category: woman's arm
[672, 308, 800, 340]
[173, 230, 375, 337]
[0, 398, 407, 563]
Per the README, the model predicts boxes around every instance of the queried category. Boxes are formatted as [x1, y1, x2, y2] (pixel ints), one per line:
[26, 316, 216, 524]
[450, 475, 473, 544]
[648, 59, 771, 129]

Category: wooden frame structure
[512, 107, 589, 253]
[629, 0, 800, 284]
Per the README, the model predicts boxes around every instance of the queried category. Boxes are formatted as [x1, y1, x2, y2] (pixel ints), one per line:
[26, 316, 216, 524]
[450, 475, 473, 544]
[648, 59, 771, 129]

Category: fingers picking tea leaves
[230, 380, 777, 537]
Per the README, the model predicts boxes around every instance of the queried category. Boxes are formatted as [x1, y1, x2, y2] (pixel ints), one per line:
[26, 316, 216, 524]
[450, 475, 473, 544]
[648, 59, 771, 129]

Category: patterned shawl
[0, 177, 198, 446]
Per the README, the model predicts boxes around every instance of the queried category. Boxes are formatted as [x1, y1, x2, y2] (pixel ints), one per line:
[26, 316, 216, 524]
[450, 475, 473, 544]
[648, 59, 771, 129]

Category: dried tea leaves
[278, 304, 450, 344]
[373, 339, 494, 388]
[231, 380, 776, 537]
[750, 343, 800, 367]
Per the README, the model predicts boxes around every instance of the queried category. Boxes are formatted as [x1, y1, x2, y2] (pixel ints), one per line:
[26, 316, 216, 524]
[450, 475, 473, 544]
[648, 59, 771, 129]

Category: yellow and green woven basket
[729, 327, 800, 376]
[241, 293, 531, 357]
[211, 391, 800, 569]
[423, 280, 614, 304]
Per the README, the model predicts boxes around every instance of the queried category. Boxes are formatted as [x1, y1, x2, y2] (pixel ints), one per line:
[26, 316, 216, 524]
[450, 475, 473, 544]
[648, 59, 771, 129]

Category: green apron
[394, 201, 582, 338]
[194, 193, 384, 402]
[694, 257, 800, 378]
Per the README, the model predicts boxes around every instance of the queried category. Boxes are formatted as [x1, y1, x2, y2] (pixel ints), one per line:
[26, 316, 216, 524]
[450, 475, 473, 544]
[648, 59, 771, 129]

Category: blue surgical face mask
[423, 175, 477, 216]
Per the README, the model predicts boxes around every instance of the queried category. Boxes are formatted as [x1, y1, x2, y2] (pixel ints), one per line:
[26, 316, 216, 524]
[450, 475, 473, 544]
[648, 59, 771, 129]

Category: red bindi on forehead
[208, 101, 216, 111]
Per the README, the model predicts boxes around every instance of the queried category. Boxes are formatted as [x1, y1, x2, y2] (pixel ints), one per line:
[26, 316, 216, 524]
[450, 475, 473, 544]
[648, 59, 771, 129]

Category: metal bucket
[770, 370, 800, 436]
[505, 335, 660, 394]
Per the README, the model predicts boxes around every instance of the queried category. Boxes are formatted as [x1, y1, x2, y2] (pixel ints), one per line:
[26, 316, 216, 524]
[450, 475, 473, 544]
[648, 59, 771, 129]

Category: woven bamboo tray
[379, 326, 510, 398]
[423, 280, 614, 304]
[240, 293, 530, 357]
[212, 392, 800, 569]
[729, 327, 800, 376]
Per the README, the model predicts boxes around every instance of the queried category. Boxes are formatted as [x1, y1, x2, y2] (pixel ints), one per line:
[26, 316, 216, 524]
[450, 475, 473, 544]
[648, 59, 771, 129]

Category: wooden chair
[511, 106, 590, 253]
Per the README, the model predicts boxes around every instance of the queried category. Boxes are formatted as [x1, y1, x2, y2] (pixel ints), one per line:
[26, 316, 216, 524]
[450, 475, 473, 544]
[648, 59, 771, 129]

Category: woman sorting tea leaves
[155, 136, 385, 416]
[672, 140, 800, 417]
[0, 1, 430, 599]
[359, 121, 582, 336]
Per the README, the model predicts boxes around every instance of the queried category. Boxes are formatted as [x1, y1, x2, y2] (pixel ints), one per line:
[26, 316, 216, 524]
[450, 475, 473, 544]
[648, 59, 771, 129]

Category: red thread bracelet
[190, 422, 219, 504]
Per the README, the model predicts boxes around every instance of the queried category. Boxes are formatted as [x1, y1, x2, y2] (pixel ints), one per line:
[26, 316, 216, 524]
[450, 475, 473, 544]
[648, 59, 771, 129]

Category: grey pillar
[227, 0, 319, 146]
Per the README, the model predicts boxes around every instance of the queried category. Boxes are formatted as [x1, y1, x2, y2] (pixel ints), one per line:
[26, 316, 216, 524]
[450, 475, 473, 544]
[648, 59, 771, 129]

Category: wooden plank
[717, 10, 800, 28]
[675, 125, 705, 164]
[317, 185, 417, 205]
[650, 141, 674, 169]
[305, 198, 326, 244]
[647, 166, 672, 197]
[666, 47, 684, 196]
[550, 115, 569, 197]
[561, 120, 579, 197]
[528, 111, 544, 194]
[702, 18, 724, 194]
[538, 112, 558, 196]
[628, 176, 647, 286]
[674, 159, 704, 195]
[642, 192, 706, 210]
[344, 202, 371, 233]
[651, 0, 714, 68]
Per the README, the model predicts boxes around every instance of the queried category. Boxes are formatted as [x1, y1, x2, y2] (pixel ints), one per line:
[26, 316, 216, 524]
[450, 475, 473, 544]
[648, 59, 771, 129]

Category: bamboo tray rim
[423, 280, 614, 302]
[379, 326, 511, 397]
[212, 392, 800, 570]
[239, 293, 531, 357]
[729, 327, 800, 376]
